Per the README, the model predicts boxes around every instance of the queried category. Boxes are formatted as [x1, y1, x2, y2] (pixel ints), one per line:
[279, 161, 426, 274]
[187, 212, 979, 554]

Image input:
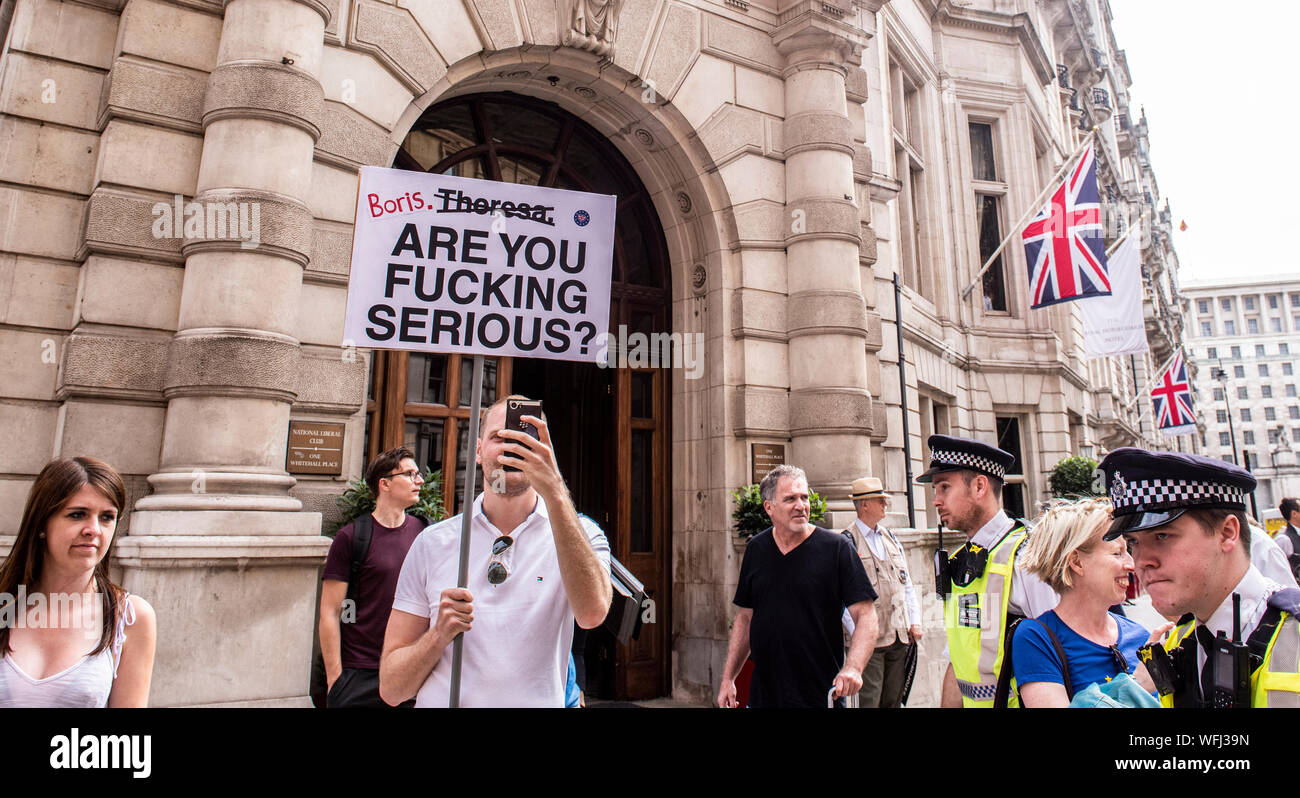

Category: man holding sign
[379, 395, 611, 707]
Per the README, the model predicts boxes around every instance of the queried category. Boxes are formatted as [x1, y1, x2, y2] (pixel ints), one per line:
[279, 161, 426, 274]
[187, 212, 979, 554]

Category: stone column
[773, 4, 877, 505]
[119, 0, 332, 706]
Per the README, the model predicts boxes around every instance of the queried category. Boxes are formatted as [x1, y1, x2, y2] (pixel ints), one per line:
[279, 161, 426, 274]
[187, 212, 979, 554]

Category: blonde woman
[1010, 498, 1169, 707]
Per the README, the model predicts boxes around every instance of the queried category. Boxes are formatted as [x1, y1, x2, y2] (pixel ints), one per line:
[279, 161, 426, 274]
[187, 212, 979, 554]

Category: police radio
[1209, 593, 1252, 708]
[934, 522, 951, 600]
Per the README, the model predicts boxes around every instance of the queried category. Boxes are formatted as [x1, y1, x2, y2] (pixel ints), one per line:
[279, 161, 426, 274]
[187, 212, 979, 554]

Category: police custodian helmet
[1099, 447, 1256, 540]
[914, 434, 1015, 485]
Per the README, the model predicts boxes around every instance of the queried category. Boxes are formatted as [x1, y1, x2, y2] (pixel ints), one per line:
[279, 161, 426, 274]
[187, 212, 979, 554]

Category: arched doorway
[364, 92, 672, 700]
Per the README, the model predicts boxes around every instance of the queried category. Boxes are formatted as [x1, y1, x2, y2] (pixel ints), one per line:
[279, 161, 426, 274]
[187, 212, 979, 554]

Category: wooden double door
[363, 91, 673, 699]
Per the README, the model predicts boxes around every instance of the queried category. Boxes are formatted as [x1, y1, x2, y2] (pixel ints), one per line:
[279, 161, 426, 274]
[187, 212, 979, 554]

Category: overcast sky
[1109, 1, 1300, 283]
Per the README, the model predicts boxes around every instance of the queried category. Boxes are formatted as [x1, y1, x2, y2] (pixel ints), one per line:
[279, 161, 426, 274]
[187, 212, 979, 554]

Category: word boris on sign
[344, 168, 616, 362]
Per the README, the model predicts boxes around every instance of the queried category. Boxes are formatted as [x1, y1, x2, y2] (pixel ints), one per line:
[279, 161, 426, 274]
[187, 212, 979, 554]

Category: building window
[1266, 407, 1277, 421]
[1200, 321, 1212, 337]
[1292, 293, 1300, 308]
[1207, 346, 1218, 359]
[1291, 406, 1300, 420]
[969, 122, 998, 181]
[995, 416, 1027, 519]
[1272, 318, 1283, 332]
[1294, 428, 1300, 444]
[1243, 430, 1255, 445]
[1198, 299, 1209, 314]
[1219, 432, 1231, 446]
[1230, 345, 1241, 358]
[1287, 363, 1296, 376]
[1234, 365, 1246, 379]
[1288, 384, 1298, 398]
[1260, 364, 1270, 377]
[1238, 386, 1249, 400]
[1216, 409, 1228, 424]
[1269, 294, 1280, 309]
[1222, 298, 1233, 312]
[1213, 388, 1225, 401]
[1242, 408, 1252, 422]
[893, 60, 929, 299]
[977, 194, 1007, 312]
[1294, 314, 1300, 331]
[1225, 320, 1236, 336]
[1268, 429, 1281, 445]
[1263, 385, 1273, 399]
[1256, 344, 1267, 357]
[1248, 318, 1260, 334]
[1245, 296, 1256, 311]
[1282, 343, 1291, 355]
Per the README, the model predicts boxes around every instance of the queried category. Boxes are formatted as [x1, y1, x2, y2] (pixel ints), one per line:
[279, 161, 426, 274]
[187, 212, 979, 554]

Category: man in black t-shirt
[718, 465, 877, 708]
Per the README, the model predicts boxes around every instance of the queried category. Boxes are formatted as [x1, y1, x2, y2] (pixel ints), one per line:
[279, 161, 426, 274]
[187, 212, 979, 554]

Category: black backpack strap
[994, 616, 1072, 707]
[347, 513, 373, 606]
[993, 617, 1022, 708]
[1039, 623, 1074, 699]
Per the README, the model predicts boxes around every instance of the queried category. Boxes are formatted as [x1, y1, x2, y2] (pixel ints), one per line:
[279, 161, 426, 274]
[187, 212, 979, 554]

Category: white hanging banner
[1080, 226, 1148, 359]
[343, 167, 616, 363]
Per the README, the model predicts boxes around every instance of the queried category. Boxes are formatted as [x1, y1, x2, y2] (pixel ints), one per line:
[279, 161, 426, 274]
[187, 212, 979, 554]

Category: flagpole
[1126, 349, 1181, 413]
[960, 129, 1098, 302]
[1105, 221, 1139, 258]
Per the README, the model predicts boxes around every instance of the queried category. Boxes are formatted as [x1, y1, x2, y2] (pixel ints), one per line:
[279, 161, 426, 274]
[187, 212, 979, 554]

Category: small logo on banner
[573, 209, 590, 227]
[958, 594, 981, 629]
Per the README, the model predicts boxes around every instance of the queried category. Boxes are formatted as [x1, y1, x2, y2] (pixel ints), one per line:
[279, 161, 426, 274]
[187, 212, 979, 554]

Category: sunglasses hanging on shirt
[487, 535, 514, 585]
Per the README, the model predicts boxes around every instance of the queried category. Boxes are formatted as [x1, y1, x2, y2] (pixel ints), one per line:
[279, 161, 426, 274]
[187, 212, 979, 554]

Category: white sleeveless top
[0, 594, 136, 708]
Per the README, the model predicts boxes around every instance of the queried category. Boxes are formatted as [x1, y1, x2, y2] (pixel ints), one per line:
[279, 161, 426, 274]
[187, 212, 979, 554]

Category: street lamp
[1212, 363, 1240, 466]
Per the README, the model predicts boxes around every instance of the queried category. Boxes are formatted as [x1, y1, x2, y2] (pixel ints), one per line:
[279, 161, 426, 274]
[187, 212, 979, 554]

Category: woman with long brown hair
[0, 457, 156, 706]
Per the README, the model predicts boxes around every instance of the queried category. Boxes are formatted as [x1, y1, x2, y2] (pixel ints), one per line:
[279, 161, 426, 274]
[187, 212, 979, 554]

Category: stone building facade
[1183, 275, 1300, 511]
[0, 0, 1188, 706]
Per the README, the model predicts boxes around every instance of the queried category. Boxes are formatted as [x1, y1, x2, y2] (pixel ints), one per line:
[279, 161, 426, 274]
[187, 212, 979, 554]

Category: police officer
[1102, 448, 1300, 708]
[919, 435, 1058, 708]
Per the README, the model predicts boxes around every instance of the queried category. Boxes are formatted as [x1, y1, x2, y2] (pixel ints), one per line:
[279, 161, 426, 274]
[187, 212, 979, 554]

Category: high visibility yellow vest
[1160, 608, 1300, 708]
[944, 524, 1028, 708]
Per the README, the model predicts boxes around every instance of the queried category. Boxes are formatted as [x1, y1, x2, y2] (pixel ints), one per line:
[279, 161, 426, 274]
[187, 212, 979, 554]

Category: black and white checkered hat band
[931, 449, 1006, 480]
[1112, 478, 1246, 512]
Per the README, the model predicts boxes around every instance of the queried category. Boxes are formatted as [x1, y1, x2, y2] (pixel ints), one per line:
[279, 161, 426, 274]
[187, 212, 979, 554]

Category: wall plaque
[750, 443, 786, 485]
[287, 421, 345, 475]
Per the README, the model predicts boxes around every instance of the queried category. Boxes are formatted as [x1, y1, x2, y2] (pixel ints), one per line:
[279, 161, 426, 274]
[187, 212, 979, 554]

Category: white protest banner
[1080, 226, 1147, 359]
[343, 167, 616, 362]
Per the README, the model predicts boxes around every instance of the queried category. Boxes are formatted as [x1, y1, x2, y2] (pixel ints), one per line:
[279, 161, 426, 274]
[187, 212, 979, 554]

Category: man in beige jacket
[842, 477, 922, 708]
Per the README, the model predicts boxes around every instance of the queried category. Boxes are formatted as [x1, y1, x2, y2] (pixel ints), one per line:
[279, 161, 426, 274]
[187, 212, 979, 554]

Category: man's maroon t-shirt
[322, 514, 427, 669]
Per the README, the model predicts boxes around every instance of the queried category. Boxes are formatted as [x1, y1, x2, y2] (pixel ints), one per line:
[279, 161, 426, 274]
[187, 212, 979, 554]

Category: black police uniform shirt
[734, 527, 877, 707]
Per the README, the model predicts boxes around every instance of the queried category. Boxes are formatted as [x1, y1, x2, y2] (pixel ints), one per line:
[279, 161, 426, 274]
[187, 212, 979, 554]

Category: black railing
[1069, 88, 1080, 111]
[1057, 64, 1070, 89]
[1092, 88, 1110, 110]
[1118, 112, 1130, 130]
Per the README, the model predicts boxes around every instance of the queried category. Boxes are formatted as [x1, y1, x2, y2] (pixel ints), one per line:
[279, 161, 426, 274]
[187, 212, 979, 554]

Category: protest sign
[343, 167, 616, 362]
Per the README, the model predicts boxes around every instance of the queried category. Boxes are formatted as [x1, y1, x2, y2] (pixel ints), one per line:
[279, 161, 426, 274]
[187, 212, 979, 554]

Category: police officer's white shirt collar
[968, 509, 1059, 619]
[970, 509, 1015, 549]
[1197, 565, 1281, 667]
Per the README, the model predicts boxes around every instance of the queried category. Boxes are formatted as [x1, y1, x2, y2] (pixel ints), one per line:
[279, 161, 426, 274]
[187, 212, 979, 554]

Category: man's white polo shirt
[392, 491, 610, 707]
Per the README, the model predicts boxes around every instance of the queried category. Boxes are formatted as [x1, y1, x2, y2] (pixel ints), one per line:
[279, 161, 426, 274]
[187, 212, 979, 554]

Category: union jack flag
[1021, 141, 1111, 309]
[1151, 351, 1196, 434]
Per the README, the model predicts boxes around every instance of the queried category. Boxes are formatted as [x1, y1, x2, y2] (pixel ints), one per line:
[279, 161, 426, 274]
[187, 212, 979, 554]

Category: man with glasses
[320, 447, 431, 707]
[380, 395, 611, 707]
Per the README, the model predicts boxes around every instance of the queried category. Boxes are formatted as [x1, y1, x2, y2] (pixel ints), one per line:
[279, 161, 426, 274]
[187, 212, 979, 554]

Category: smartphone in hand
[502, 399, 543, 472]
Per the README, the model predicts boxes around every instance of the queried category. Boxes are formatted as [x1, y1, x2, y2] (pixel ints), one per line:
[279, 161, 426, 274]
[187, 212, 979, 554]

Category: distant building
[1183, 275, 1300, 510]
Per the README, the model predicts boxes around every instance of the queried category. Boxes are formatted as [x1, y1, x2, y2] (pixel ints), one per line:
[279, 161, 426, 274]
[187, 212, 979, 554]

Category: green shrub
[327, 467, 447, 536]
[1049, 456, 1101, 498]
[730, 483, 828, 538]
